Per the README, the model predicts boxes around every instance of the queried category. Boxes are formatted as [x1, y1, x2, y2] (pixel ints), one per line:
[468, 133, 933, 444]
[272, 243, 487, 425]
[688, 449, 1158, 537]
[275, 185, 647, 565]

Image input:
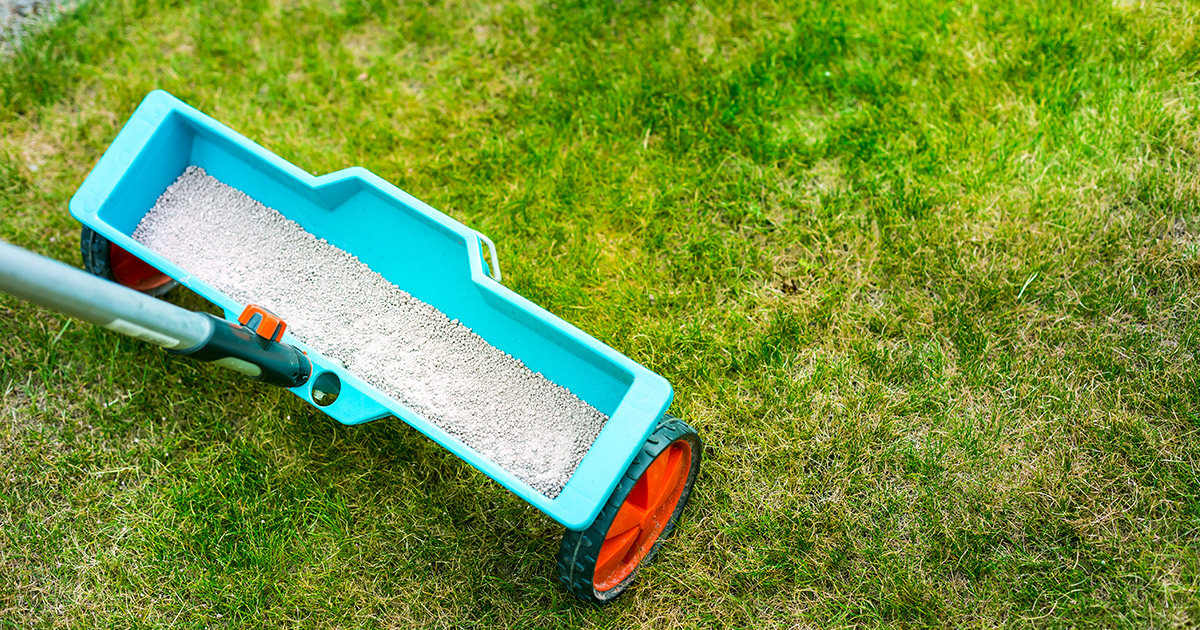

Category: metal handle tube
[0, 240, 310, 388]
[0, 240, 211, 350]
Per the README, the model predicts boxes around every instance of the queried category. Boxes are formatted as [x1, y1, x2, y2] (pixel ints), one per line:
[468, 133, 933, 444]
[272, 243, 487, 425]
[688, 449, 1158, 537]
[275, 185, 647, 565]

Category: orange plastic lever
[238, 304, 287, 343]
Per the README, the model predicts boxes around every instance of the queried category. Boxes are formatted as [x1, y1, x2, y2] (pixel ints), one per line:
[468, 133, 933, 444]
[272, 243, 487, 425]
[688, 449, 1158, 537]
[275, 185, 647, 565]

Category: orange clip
[238, 304, 287, 343]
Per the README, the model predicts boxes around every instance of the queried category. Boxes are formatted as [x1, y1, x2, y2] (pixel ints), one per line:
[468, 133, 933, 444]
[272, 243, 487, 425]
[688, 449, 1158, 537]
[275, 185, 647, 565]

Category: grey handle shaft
[0, 240, 211, 350]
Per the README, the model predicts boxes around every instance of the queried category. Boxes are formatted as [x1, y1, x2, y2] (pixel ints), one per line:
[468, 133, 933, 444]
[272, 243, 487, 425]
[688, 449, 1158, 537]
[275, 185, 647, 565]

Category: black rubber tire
[80, 225, 177, 297]
[557, 414, 702, 604]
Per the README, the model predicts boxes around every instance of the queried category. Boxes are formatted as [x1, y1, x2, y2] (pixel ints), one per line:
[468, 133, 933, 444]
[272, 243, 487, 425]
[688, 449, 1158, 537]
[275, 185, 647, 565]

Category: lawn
[2, 0, 1200, 627]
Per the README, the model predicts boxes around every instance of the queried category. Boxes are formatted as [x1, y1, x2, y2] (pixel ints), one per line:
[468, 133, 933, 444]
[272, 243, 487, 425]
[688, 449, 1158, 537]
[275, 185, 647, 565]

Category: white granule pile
[133, 166, 607, 497]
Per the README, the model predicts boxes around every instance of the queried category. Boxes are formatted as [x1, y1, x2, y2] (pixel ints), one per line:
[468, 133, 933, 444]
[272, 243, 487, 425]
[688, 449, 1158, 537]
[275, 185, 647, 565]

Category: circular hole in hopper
[311, 372, 341, 407]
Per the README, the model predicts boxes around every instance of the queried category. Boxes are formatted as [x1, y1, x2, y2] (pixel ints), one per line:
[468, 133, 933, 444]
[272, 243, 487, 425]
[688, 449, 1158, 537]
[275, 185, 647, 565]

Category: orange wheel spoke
[645, 447, 684, 515]
[607, 502, 645, 540]
[640, 451, 669, 508]
[625, 473, 649, 509]
[595, 526, 640, 582]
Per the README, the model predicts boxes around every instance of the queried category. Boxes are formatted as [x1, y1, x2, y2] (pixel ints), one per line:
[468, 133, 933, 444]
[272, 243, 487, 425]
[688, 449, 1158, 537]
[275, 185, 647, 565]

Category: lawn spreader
[0, 90, 701, 603]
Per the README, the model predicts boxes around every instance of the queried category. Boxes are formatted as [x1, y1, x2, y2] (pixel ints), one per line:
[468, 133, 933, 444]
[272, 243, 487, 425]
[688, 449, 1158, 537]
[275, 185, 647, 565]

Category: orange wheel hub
[109, 243, 172, 292]
[594, 439, 693, 591]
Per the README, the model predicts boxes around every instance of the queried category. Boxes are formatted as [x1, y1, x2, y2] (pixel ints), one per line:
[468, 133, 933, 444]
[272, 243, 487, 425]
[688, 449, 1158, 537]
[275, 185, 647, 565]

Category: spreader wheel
[557, 415, 701, 603]
[80, 226, 176, 296]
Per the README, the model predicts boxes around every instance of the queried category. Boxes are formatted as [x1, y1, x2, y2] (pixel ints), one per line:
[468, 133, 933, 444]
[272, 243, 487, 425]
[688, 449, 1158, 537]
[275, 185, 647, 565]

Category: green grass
[1, 0, 1199, 626]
